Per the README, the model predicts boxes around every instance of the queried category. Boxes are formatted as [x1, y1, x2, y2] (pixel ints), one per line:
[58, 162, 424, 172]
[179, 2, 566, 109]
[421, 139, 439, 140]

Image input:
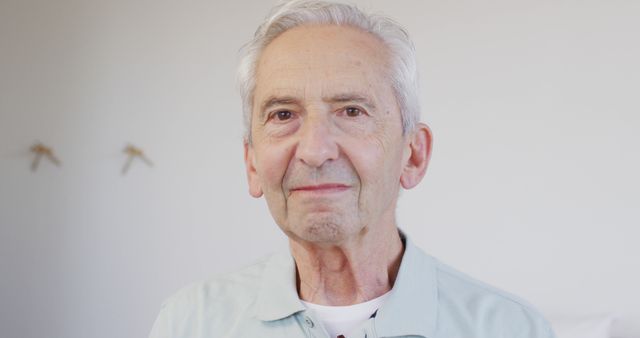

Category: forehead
[254, 25, 392, 102]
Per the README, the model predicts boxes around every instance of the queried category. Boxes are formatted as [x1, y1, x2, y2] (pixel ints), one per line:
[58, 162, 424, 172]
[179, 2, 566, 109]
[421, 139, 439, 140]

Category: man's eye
[345, 107, 363, 117]
[274, 110, 293, 121]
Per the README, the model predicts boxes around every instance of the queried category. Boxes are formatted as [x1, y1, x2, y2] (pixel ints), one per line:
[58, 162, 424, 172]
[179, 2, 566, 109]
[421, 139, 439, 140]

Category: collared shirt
[149, 234, 556, 338]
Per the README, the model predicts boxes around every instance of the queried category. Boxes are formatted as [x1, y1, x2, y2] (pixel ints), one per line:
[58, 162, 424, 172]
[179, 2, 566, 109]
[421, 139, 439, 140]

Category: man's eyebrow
[259, 96, 299, 119]
[258, 93, 377, 119]
[325, 93, 377, 109]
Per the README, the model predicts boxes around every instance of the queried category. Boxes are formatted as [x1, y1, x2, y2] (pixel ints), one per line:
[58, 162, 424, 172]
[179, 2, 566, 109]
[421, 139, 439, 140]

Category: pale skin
[244, 25, 433, 306]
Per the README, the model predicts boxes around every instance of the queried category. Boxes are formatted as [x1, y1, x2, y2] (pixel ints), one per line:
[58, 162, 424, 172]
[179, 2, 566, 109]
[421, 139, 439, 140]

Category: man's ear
[400, 123, 433, 189]
[244, 140, 263, 198]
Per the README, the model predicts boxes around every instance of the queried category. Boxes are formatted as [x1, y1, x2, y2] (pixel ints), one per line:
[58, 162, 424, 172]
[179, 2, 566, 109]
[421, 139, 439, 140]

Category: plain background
[1, 0, 638, 337]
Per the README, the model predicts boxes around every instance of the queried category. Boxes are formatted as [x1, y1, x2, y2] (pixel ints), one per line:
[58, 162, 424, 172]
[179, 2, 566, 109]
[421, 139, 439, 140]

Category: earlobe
[400, 123, 433, 189]
[244, 141, 263, 198]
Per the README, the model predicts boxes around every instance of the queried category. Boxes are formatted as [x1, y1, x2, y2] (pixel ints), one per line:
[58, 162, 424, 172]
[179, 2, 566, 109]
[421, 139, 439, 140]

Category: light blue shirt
[149, 233, 556, 337]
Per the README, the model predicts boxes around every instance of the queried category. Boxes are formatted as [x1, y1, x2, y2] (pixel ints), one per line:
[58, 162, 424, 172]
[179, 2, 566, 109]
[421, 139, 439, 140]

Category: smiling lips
[290, 183, 350, 194]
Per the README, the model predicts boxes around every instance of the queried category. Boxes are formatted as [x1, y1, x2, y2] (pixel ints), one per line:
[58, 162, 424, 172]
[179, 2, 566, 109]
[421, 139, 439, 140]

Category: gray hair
[237, 0, 420, 142]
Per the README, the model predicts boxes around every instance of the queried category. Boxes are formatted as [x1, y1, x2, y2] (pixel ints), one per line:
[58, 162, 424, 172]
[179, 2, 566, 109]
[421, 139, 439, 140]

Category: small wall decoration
[122, 144, 153, 175]
[30, 142, 61, 171]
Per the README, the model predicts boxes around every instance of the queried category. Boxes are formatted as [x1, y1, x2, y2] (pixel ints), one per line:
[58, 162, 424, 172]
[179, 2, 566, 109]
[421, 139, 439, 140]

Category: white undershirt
[301, 291, 391, 338]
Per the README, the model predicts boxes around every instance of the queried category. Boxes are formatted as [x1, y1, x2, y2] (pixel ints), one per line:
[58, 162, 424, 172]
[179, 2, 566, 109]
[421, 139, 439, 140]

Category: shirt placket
[296, 311, 331, 338]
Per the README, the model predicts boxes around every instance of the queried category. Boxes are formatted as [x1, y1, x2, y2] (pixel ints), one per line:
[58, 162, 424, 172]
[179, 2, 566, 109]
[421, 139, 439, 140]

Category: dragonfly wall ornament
[30, 142, 61, 171]
[122, 144, 153, 175]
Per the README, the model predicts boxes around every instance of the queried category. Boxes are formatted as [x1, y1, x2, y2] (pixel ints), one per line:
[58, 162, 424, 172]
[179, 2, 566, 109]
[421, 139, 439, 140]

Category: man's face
[245, 25, 411, 244]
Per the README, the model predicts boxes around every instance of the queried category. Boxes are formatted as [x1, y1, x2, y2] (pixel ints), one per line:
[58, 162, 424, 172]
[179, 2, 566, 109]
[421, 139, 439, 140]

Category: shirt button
[304, 316, 314, 328]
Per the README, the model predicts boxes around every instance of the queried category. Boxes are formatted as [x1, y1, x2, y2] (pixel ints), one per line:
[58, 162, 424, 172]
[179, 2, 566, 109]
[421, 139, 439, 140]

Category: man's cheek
[258, 159, 284, 185]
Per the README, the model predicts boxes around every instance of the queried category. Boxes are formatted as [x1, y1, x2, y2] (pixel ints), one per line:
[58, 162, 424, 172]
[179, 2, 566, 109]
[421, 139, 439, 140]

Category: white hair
[237, 0, 420, 142]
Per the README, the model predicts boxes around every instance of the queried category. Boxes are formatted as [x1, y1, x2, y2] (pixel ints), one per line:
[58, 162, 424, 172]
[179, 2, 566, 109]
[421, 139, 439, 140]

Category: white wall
[0, 1, 638, 338]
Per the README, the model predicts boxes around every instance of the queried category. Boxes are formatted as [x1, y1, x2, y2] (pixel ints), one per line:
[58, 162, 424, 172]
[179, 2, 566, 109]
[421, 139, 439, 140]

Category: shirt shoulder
[434, 260, 555, 338]
[166, 254, 268, 307]
[149, 255, 272, 338]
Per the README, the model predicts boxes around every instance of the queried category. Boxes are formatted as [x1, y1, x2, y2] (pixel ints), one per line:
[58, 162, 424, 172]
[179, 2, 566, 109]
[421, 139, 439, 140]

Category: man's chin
[284, 217, 363, 245]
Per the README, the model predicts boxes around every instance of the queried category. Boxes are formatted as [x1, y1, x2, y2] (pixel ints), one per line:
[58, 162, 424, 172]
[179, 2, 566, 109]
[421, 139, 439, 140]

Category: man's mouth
[290, 183, 350, 193]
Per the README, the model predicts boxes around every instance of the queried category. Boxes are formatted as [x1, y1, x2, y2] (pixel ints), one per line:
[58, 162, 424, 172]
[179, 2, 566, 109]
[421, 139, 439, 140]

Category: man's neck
[290, 225, 404, 306]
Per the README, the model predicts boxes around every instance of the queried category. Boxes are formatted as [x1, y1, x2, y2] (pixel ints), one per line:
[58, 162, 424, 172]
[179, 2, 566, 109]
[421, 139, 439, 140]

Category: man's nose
[295, 114, 339, 168]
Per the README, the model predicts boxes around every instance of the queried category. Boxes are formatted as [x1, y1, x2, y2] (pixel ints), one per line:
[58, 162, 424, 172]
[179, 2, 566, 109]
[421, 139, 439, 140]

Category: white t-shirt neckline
[301, 291, 391, 338]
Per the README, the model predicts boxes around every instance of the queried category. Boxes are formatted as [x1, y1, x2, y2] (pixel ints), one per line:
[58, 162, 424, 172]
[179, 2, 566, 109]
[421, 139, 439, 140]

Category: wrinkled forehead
[253, 24, 393, 106]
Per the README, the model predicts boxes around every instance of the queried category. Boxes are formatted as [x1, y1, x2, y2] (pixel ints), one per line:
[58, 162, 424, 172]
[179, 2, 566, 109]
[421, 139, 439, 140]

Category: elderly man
[149, 1, 556, 337]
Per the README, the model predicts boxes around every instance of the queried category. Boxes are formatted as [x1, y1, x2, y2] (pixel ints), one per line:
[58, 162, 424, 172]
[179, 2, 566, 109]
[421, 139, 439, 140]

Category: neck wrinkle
[291, 226, 404, 306]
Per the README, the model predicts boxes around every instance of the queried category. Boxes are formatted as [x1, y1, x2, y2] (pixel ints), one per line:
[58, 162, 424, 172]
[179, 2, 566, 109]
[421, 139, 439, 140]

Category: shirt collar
[373, 232, 439, 338]
[254, 231, 439, 338]
[254, 251, 305, 321]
